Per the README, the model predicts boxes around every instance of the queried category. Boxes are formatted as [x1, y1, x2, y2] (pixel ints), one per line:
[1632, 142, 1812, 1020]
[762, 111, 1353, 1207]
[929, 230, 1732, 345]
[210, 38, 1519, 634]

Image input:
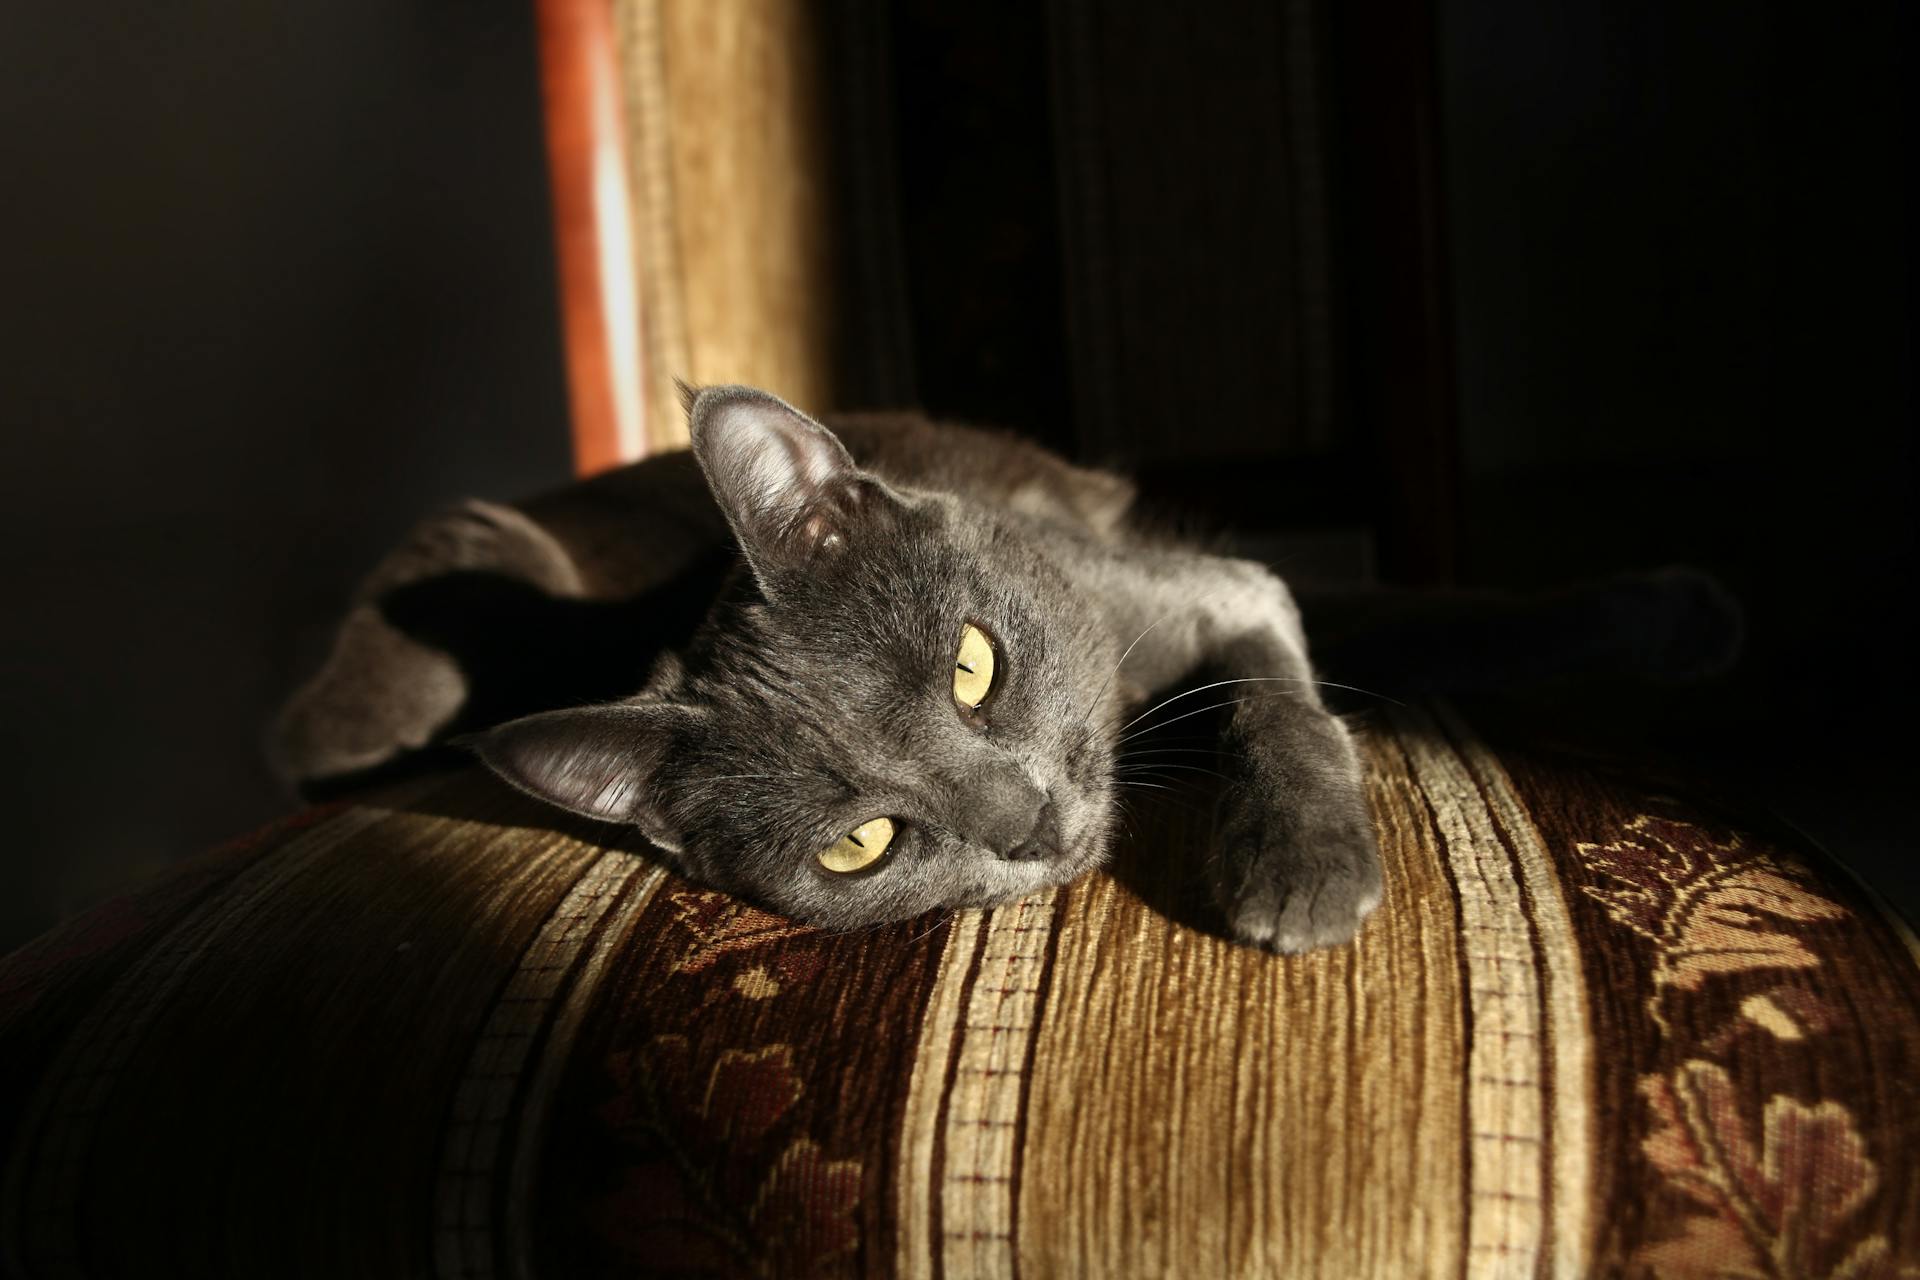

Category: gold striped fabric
[1, 710, 1916, 1278]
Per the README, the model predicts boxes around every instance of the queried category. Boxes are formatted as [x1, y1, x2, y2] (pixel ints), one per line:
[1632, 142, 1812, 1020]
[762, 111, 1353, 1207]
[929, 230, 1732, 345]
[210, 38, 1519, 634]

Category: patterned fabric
[1, 708, 1915, 1278]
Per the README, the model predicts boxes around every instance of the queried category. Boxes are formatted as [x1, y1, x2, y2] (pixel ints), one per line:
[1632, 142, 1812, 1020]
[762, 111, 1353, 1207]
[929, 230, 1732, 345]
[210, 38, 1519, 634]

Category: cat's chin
[953, 836, 1110, 911]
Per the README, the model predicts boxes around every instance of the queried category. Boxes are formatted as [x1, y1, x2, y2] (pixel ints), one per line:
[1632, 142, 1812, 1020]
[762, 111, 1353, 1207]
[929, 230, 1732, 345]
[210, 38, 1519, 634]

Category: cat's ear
[466, 702, 698, 850]
[686, 384, 899, 585]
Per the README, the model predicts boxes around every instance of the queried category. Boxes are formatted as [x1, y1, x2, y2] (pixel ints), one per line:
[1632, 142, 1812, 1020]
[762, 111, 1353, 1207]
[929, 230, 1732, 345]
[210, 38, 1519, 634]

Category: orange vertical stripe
[536, 0, 648, 476]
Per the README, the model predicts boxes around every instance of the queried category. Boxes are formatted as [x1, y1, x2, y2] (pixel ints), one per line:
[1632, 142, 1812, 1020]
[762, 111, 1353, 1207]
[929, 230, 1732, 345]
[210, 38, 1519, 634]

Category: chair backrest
[536, 0, 840, 473]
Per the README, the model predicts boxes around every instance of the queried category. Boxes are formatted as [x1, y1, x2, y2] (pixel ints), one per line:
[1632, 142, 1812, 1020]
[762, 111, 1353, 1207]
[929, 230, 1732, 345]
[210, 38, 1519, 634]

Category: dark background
[0, 1, 1910, 951]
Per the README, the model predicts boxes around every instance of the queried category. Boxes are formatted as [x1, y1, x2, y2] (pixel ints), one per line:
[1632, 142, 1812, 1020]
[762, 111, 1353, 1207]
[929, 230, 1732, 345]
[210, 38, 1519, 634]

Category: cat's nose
[1002, 801, 1061, 863]
[968, 762, 1052, 859]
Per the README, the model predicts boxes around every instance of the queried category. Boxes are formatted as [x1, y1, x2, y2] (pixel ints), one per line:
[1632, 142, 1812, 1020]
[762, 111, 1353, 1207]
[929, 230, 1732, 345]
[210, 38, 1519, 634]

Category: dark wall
[0, 2, 572, 949]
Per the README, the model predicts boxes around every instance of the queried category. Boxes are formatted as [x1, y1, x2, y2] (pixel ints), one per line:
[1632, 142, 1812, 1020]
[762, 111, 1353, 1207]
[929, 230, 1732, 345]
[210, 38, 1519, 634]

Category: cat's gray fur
[275, 386, 1723, 951]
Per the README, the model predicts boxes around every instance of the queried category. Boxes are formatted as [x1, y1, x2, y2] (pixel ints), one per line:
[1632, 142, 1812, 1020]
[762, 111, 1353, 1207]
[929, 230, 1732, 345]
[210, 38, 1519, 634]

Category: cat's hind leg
[270, 501, 584, 787]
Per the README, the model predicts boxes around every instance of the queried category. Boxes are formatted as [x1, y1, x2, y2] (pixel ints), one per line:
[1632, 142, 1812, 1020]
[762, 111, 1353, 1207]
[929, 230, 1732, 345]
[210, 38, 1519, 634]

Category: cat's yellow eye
[953, 624, 996, 709]
[818, 816, 896, 873]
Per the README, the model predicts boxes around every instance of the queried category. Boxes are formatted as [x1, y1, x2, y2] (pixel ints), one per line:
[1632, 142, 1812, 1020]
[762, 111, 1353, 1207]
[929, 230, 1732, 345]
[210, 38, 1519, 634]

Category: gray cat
[275, 385, 1734, 951]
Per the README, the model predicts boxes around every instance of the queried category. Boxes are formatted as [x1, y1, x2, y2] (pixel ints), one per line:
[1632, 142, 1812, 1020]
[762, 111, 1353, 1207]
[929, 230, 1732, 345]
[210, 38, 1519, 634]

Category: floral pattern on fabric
[580, 887, 873, 1277]
[666, 890, 818, 976]
[1579, 815, 1918, 1279]
[1639, 1060, 1896, 1280]
[1577, 815, 1847, 1036]
[592, 1037, 862, 1275]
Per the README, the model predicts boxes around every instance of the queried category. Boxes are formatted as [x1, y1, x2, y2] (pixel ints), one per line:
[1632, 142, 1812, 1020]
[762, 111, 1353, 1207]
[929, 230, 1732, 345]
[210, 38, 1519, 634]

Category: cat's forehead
[685, 509, 1084, 743]
[767, 528, 1006, 643]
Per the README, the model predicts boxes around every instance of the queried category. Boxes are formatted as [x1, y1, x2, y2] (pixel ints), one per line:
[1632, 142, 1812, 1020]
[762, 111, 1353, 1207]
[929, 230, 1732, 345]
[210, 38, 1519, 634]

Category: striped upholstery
[3, 707, 1916, 1278]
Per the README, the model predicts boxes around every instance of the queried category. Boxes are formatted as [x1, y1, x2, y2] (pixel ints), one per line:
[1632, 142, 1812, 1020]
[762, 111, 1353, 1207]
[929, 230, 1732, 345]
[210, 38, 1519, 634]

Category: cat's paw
[1212, 789, 1383, 954]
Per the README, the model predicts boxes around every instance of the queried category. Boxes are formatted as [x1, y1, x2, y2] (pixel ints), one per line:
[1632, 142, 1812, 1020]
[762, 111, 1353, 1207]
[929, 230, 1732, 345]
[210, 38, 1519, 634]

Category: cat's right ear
[465, 702, 698, 852]
[685, 384, 900, 589]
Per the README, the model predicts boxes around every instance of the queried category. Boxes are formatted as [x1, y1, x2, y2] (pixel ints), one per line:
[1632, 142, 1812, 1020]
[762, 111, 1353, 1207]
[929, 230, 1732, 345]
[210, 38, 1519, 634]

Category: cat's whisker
[1069, 587, 1233, 740]
[1117, 762, 1237, 784]
[903, 908, 953, 948]
[1113, 782, 1198, 802]
[1118, 675, 1309, 734]
[1110, 784, 1212, 822]
[1112, 784, 1214, 820]
[1117, 745, 1245, 765]
[1112, 673, 1404, 746]
[1115, 769, 1181, 784]
[1116, 673, 1408, 736]
[1113, 680, 1399, 746]
[1064, 583, 1252, 755]
[1121, 755, 1248, 773]
[1120, 731, 1238, 748]
[1308, 679, 1403, 707]
[1115, 691, 1309, 745]
[1077, 617, 1163, 728]
[1082, 701, 1214, 753]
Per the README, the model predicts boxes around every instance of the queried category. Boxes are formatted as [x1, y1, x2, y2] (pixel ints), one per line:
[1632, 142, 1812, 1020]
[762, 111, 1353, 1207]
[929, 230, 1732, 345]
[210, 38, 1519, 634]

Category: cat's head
[473, 386, 1121, 929]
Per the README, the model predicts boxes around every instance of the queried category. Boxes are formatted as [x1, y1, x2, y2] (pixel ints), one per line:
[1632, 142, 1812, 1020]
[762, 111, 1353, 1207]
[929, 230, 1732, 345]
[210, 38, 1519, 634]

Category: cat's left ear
[686, 384, 901, 586]
[466, 702, 699, 852]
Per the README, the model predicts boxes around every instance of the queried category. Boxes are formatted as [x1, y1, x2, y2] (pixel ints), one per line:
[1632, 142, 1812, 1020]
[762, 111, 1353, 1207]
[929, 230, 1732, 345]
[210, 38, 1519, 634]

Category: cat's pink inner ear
[687, 384, 869, 573]
[470, 703, 689, 832]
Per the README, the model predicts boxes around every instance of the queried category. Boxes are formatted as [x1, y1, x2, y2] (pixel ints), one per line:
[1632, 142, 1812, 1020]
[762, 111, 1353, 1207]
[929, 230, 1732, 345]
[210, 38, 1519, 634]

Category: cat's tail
[1294, 566, 1744, 697]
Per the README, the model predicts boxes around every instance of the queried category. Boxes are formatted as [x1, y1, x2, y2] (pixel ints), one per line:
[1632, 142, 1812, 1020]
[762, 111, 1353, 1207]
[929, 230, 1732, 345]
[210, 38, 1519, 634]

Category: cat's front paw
[1213, 788, 1383, 954]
